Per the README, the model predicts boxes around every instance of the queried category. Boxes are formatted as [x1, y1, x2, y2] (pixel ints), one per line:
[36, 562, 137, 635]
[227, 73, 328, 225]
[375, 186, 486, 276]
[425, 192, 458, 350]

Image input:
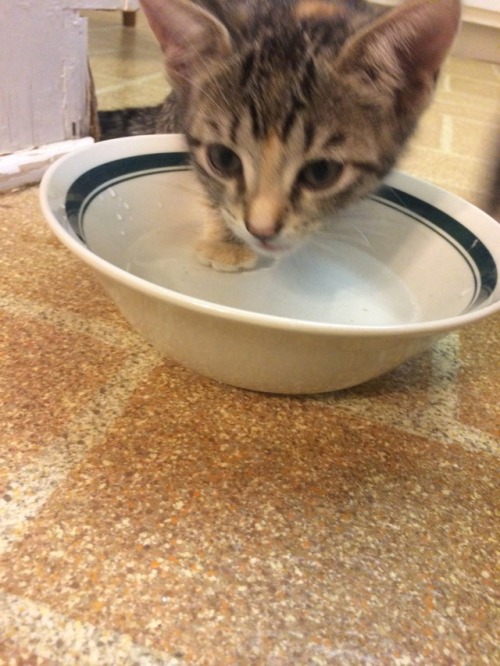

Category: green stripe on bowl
[374, 185, 497, 304]
[65, 153, 497, 307]
[65, 152, 190, 240]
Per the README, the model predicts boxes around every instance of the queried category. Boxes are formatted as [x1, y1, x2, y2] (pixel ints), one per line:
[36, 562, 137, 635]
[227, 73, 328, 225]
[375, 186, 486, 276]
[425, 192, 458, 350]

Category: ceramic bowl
[40, 134, 500, 394]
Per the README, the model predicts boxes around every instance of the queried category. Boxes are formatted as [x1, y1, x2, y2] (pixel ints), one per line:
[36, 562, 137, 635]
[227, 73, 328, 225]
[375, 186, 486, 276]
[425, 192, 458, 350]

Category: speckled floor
[1, 9, 499, 666]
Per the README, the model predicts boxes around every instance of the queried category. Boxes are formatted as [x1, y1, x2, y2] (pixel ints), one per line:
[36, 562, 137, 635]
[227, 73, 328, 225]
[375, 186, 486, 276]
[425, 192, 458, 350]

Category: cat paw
[196, 239, 258, 272]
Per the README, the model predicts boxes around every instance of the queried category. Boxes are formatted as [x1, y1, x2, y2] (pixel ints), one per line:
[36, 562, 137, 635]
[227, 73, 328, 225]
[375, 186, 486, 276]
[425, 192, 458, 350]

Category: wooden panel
[0, 1, 90, 154]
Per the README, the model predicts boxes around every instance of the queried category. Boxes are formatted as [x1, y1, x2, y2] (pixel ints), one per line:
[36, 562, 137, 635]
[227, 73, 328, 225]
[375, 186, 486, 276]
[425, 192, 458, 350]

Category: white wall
[0, 1, 140, 190]
[463, 1, 498, 11]
[0, 1, 90, 154]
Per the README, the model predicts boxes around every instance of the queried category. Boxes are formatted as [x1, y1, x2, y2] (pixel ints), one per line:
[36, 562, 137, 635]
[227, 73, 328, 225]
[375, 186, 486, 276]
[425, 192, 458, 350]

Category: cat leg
[196, 215, 257, 272]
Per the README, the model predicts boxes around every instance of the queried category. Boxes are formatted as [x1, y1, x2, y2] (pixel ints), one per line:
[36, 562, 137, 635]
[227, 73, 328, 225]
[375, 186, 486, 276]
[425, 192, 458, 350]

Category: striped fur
[99, 0, 461, 270]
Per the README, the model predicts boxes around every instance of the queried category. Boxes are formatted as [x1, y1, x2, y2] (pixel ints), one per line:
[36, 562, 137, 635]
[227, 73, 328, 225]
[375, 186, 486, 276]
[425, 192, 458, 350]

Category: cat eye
[297, 159, 342, 191]
[207, 144, 243, 178]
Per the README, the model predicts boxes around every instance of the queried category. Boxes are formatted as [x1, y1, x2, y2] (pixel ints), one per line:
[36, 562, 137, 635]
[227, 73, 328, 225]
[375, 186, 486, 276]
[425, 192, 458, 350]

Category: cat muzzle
[244, 217, 284, 242]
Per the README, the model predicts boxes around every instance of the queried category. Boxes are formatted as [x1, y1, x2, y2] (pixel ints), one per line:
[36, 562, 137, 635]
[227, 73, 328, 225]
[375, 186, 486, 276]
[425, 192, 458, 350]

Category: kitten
[99, 0, 461, 271]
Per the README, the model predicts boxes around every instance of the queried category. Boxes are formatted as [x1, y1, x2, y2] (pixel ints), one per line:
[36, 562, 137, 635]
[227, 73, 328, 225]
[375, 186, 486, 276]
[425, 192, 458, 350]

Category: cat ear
[139, 0, 232, 90]
[337, 0, 461, 108]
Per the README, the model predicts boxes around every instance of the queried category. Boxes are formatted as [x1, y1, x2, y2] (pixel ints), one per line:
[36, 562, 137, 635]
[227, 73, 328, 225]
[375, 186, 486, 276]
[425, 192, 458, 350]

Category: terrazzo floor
[1, 9, 499, 666]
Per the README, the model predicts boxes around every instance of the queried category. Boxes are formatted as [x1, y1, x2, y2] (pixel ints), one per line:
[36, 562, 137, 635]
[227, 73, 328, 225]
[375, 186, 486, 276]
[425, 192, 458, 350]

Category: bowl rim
[39, 134, 500, 339]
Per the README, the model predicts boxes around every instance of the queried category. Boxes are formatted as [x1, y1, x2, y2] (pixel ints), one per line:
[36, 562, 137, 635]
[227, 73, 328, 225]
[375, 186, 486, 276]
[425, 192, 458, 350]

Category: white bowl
[40, 134, 500, 394]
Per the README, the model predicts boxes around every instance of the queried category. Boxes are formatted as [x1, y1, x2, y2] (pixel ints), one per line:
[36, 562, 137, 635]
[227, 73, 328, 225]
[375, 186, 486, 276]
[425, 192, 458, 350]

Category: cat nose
[244, 217, 283, 241]
[245, 196, 284, 240]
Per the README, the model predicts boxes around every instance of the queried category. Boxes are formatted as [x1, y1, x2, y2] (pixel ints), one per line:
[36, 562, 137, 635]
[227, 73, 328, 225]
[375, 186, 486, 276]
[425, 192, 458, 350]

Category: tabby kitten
[99, 0, 461, 271]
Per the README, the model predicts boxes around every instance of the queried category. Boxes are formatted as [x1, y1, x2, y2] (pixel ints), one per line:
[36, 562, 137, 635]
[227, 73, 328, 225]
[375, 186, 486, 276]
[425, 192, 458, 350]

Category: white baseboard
[0, 138, 94, 193]
[453, 21, 500, 63]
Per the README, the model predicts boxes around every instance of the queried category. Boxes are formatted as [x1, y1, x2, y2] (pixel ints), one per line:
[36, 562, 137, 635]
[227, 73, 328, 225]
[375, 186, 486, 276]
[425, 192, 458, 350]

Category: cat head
[140, 0, 461, 257]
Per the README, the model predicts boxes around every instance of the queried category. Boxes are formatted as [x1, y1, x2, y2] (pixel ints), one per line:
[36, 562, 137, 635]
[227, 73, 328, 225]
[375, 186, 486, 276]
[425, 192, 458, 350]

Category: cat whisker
[345, 223, 372, 248]
[377, 186, 412, 213]
[315, 223, 374, 249]
[174, 70, 229, 118]
[160, 182, 201, 197]
[308, 236, 349, 254]
[173, 30, 233, 116]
